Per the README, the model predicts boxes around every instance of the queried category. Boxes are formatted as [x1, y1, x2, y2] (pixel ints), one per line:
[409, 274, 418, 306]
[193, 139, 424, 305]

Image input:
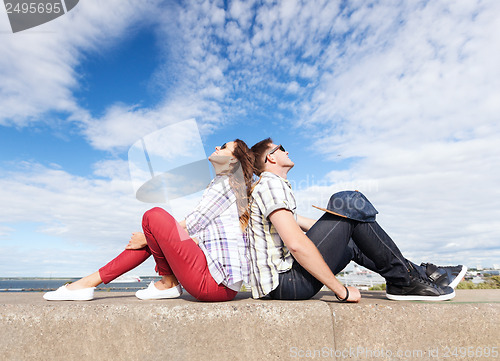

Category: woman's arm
[297, 215, 317, 232]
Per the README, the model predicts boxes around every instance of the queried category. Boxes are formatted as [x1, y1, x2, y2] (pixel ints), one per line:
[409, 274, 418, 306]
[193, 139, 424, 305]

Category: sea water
[0, 277, 159, 292]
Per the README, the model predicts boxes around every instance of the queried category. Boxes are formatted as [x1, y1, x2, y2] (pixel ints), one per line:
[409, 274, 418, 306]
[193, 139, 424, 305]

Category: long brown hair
[228, 139, 255, 230]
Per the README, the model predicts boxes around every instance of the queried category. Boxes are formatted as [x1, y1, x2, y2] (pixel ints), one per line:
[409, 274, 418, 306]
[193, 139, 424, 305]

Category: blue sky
[1, 0, 499, 277]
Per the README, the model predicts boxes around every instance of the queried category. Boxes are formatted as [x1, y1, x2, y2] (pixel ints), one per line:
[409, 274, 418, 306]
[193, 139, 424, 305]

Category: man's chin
[286, 161, 295, 171]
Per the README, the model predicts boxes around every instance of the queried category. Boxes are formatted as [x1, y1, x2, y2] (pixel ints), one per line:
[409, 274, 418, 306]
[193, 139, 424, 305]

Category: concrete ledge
[1, 290, 499, 361]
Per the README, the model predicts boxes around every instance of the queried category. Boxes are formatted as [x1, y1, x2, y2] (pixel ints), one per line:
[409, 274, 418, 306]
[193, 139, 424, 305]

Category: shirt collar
[260, 171, 292, 189]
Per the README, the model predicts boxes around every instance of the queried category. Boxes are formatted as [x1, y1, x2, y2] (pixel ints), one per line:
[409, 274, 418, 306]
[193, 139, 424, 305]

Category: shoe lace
[409, 263, 438, 288]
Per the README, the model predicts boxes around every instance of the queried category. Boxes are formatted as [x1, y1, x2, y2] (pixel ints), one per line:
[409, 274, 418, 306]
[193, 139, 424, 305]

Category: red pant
[99, 208, 237, 302]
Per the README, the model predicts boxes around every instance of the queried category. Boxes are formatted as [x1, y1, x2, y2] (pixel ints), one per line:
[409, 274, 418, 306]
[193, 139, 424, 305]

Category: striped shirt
[247, 172, 296, 298]
[185, 175, 250, 291]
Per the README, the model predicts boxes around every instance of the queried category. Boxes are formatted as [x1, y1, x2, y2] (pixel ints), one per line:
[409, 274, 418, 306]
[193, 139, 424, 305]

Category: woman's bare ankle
[155, 275, 179, 290]
[66, 272, 101, 290]
[66, 280, 90, 290]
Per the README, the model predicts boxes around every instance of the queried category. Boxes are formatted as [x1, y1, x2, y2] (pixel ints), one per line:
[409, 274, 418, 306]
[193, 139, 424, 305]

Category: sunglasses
[220, 143, 227, 150]
[265, 144, 285, 163]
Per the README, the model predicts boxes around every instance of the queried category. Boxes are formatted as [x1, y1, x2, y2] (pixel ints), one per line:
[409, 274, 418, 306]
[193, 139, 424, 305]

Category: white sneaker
[135, 281, 182, 300]
[43, 285, 95, 301]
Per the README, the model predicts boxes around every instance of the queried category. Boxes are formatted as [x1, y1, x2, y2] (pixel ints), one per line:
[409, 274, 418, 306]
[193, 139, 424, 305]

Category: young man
[246, 138, 466, 302]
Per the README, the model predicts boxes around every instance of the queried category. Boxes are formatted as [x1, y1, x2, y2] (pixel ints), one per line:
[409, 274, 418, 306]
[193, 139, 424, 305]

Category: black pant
[269, 212, 413, 300]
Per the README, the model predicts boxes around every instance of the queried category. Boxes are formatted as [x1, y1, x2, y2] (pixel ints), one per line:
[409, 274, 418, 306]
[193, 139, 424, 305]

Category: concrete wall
[1, 290, 499, 361]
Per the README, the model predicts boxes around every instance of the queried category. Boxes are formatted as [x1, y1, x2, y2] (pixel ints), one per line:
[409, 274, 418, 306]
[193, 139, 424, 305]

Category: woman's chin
[209, 155, 230, 165]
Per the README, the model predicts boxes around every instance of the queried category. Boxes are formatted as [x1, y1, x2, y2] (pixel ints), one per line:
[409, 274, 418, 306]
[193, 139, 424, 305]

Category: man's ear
[266, 154, 276, 164]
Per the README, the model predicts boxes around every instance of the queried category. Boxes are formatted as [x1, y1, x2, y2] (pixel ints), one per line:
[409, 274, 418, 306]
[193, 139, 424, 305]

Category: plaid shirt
[247, 172, 296, 298]
[185, 175, 250, 290]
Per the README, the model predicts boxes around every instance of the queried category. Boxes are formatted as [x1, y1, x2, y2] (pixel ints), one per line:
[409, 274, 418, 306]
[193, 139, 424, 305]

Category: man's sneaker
[386, 270, 455, 301]
[420, 263, 467, 289]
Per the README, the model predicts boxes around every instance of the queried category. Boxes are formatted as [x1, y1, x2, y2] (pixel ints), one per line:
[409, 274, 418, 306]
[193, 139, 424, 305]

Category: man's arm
[269, 209, 361, 302]
[296, 215, 316, 232]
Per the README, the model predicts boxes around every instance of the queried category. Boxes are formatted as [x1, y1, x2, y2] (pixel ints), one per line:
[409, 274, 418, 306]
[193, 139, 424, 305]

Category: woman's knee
[143, 207, 174, 225]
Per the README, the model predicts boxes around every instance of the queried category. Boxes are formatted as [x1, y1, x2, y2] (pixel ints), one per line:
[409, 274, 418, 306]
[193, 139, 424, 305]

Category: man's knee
[326, 191, 378, 222]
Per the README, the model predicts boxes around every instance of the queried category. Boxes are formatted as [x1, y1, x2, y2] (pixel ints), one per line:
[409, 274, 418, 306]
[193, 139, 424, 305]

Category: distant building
[484, 269, 500, 276]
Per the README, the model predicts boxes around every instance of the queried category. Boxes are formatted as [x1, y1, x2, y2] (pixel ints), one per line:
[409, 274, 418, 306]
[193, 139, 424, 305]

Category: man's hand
[125, 232, 147, 250]
[345, 286, 361, 303]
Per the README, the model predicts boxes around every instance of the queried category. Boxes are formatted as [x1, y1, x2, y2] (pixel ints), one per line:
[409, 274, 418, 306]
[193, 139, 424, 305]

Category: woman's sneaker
[386, 269, 455, 301]
[135, 281, 182, 300]
[420, 263, 467, 289]
[43, 285, 95, 301]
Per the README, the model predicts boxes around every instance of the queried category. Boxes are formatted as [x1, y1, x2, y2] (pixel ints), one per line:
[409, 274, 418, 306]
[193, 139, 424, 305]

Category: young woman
[44, 139, 254, 302]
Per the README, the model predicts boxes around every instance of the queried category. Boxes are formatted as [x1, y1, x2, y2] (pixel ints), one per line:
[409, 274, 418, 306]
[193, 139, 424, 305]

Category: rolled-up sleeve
[253, 177, 296, 219]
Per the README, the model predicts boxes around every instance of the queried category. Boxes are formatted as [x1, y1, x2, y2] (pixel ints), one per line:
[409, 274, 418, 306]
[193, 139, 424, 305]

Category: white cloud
[271, 0, 500, 267]
[1, 0, 499, 275]
[0, 0, 155, 127]
[81, 104, 164, 151]
[292, 133, 500, 267]
[305, 1, 500, 153]
[286, 81, 300, 94]
[92, 159, 131, 180]
[0, 160, 197, 243]
[0, 244, 159, 278]
[0, 160, 201, 276]
[228, 0, 253, 30]
[0, 225, 14, 238]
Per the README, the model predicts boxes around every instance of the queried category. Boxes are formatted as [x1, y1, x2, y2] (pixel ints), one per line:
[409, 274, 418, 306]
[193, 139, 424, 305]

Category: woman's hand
[125, 232, 147, 250]
[179, 219, 187, 232]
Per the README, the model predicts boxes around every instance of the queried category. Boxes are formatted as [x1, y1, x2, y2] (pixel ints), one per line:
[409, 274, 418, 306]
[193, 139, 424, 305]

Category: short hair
[251, 137, 273, 176]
